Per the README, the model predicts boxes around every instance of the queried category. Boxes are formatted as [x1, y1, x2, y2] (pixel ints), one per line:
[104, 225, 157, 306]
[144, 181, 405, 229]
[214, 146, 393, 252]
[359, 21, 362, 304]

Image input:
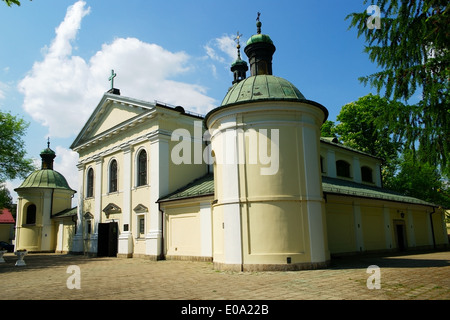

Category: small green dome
[220, 75, 306, 107]
[40, 147, 56, 156]
[231, 58, 248, 67]
[246, 33, 273, 46]
[16, 169, 75, 192]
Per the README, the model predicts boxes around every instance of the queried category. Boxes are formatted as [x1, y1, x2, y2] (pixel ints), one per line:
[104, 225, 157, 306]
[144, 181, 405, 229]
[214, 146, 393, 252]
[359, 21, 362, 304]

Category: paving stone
[0, 251, 448, 302]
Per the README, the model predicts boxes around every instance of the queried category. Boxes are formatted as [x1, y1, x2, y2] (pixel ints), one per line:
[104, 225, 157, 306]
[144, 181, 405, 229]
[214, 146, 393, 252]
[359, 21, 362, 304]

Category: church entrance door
[393, 220, 407, 251]
[98, 222, 118, 257]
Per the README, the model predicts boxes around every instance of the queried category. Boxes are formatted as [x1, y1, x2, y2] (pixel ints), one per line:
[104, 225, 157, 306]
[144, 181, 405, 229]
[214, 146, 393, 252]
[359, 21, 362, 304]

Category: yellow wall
[325, 195, 447, 255]
[93, 102, 143, 137]
[15, 188, 75, 252]
[361, 206, 385, 251]
[325, 199, 356, 254]
[208, 101, 329, 270]
[412, 210, 429, 247]
[165, 205, 201, 257]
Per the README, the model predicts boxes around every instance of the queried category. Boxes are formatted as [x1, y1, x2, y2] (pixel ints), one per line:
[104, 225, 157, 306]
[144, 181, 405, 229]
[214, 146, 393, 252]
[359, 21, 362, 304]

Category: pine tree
[347, 0, 449, 176]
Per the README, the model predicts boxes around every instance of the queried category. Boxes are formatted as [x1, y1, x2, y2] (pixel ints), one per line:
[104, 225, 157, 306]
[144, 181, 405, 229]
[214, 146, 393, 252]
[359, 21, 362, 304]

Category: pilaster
[118, 143, 133, 258]
[326, 149, 336, 178]
[383, 206, 393, 250]
[91, 156, 103, 255]
[72, 163, 85, 253]
[145, 130, 171, 259]
[353, 156, 361, 183]
[353, 203, 364, 252]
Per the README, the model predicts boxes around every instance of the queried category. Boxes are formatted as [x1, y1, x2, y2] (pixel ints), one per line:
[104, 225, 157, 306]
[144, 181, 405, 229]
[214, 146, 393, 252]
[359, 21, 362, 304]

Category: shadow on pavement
[330, 249, 450, 269]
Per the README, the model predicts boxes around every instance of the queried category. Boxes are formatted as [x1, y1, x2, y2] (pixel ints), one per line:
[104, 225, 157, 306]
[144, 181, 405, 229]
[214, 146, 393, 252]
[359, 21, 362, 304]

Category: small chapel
[14, 16, 448, 270]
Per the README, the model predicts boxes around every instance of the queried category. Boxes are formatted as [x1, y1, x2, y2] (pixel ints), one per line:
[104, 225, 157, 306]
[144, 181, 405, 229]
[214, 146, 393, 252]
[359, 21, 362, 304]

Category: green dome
[246, 33, 273, 46]
[40, 147, 56, 156]
[231, 58, 248, 67]
[16, 169, 75, 192]
[220, 75, 306, 107]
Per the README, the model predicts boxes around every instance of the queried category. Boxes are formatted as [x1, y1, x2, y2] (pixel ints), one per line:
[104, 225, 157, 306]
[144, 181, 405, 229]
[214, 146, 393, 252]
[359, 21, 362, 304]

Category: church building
[15, 17, 448, 270]
[14, 141, 77, 253]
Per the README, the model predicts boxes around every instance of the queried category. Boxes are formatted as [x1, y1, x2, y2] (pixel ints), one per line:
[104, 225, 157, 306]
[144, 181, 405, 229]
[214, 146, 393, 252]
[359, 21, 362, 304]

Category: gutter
[430, 207, 436, 249]
[159, 204, 165, 261]
[50, 188, 55, 219]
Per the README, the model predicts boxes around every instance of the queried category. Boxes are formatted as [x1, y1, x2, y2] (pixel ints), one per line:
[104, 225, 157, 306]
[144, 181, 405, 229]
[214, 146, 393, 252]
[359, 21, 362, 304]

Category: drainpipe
[159, 203, 165, 260]
[430, 207, 436, 249]
[50, 188, 55, 218]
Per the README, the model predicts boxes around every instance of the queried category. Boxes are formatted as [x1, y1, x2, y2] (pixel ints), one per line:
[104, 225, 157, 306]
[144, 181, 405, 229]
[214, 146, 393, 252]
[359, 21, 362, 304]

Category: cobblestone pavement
[0, 250, 449, 302]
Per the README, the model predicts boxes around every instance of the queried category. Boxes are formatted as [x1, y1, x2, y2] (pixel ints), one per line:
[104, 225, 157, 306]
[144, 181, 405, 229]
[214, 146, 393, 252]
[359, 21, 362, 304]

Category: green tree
[0, 111, 34, 182]
[1, 0, 31, 7]
[333, 94, 403, 181]
[347, 0, 449, 176]
[0, 183, 13, 210]
[385, 150, 450, 208]
[320, 120, 337, 138]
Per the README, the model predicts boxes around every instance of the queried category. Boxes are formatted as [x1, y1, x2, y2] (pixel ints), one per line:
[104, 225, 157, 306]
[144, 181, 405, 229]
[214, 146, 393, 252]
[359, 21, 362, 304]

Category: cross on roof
[234, 31, 243, 59]
[234, 31, 243, 47]
[108, 69, 117, 89]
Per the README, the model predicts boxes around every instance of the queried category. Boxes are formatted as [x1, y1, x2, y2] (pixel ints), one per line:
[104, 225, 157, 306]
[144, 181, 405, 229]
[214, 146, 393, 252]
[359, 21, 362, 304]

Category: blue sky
[0, 0, 381, 202]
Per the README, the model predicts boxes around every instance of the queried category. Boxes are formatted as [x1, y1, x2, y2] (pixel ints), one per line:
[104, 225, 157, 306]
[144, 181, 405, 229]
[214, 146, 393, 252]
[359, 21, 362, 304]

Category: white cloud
[0, 82, 7, 100]
[216, 35, 239, 61]
[18, 0, 217, 139]
[205, 34, 242, 64]
[54, 146, 79, 205]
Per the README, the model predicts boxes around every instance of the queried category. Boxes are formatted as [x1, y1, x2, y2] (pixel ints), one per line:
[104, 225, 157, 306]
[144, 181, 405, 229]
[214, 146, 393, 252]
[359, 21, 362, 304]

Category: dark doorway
[98, 222, 118, 257]
[394, 221, 407, 251]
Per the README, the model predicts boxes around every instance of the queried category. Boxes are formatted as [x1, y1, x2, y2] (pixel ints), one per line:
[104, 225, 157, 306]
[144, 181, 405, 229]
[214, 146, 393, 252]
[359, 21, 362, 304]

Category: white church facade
[14, 18, 448, 271]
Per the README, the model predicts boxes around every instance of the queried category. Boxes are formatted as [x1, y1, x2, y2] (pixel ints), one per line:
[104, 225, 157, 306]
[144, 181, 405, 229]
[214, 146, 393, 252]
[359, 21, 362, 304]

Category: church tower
[205, 15, 330, 271]
[14, 141, 76, 252]
[230, 32, 248, 84]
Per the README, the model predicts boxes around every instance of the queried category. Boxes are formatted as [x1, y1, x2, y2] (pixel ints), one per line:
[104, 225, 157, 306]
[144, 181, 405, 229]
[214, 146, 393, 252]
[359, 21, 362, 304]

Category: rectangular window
[139, 217, 145, 237]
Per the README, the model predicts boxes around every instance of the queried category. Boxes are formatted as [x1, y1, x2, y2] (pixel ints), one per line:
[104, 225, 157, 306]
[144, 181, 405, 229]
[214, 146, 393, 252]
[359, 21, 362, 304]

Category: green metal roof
[322, 176, 436, 207]
[246, 33, 273, 46]
[15, 169, 75, 192]
[231, 58, 248, 67]
[159, 174, 437, 207]
[53, 207, 77, 219]
[40, 147, 56, 155]
[220, 75, 306, 107]
[158, 174, 214, 202]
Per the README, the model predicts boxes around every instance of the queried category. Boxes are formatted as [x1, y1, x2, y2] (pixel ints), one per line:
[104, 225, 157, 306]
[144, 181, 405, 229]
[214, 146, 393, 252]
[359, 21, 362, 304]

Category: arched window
[109, 160, 118, 193]
[26, 204, 36, 225]
[86, 168, 94, 198]
[361, 166, 373, 183]
[336, 160, 351, 178]
[137, 150, 147, 187]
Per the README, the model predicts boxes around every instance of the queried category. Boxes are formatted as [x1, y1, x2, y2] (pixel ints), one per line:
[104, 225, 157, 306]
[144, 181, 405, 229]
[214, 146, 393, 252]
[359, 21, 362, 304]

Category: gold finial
[256, 12, 262, 34]
[234, 31, 243, 58]
[234, 31, 243, 48]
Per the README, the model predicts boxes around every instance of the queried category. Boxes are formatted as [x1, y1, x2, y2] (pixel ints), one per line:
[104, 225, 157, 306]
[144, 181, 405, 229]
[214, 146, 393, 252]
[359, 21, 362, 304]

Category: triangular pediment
[133, 204, 148, 213]
[103, 203, 121, 215]
[71, 93, 157, 150]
